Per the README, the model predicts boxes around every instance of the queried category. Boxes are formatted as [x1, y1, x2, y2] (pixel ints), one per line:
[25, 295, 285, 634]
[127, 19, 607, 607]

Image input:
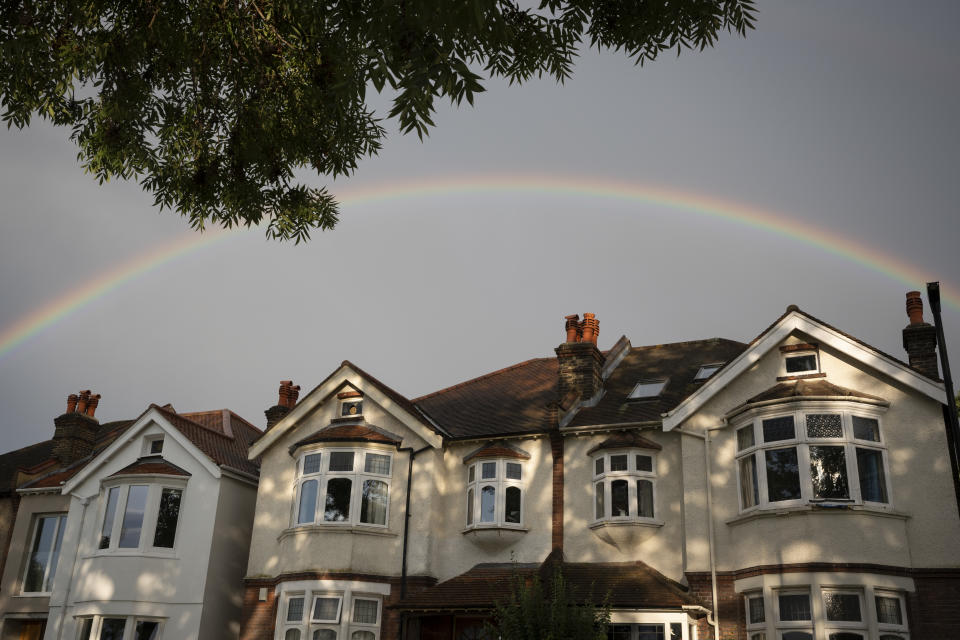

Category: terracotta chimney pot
[278, 380, 293, 407]
[582, 313, 599, 345]
[76, 390, 91, 415]
[564, 315, 581, 343]
[85, 394, 101, 417]
[66, 394, 79, 414]
[289, 384, 301, 405]
[906, 291, 925, 325]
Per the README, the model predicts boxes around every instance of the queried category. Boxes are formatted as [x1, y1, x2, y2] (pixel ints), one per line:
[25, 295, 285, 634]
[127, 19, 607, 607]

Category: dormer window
[780, 344, 821, 377]
[694, 364, 723, 381]
[142, 435, 164, 456]
[628, 379, 667, 400]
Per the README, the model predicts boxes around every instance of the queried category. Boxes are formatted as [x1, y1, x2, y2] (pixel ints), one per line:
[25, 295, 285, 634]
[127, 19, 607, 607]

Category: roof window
[628, 380, 667, 400]
[694, 364, 723, 381]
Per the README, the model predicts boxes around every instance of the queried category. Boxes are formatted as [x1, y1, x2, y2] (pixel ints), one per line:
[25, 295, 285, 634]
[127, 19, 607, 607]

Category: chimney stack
[902, 291, 939, 379]
[555, 313, 605, 402]
[53, 390, 100, 464]
[265, 380, 300, 429]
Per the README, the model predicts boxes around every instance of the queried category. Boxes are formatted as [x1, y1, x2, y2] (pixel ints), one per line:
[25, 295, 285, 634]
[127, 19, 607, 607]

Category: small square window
[875, 593, 903, 626]
[610, 455, 628, 471]
[636, 455, 653, 472]
[778, 591, 811, 621]
[303, 454, 322, 474]
[746, 593, 765, 624]
[364, 453, 391, 475]
[149, 438, 164, 454]
[505, 463, 522, 480]
[852, 416, 880, 442]
[312, 596, 342, 623]
[329, 452, 355, 472]
[287, 596, 305, 622]
[737, 425, 755, 451]
[785, 354, 818, 374]
[353, 598, 379, 625]
[628, 380, 667, 399]
[762, 416, 796, 443]
[823, 591, 861, 622]
[595, 458, 604, 475]
[481, 462, 496, 479]
[694, 363, 723, 381]
[341, 400, 363, 417]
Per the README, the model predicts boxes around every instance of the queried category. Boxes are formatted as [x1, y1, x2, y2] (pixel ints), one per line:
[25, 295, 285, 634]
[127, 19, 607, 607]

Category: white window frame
[873, 590, 909, 637]
[628, 379, 668, 399]
[338, 397, 364, 418]
[75, 615, 165, 640]
[821, 588, 867, 637]
[464, 458, 525, 530]
[781, 349, 820, 376]
[733, 403, 892, 513]
[591, 449, 658, 525]
[142, 435, 164, 456]
[21, 513, 68, 594]
[96, 478, 187, 554]
[349, 595, 382, 639]
[744, 590, 767, 634]
[694, 363, 724, 381]
[292, 447, 393, 528]
[274, 581, 386, 640]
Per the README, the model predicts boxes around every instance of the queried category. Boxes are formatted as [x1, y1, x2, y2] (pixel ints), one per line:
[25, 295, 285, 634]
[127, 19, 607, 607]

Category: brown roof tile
[108, 456, 191, 478]
[586, 430, 662, 455]
[151, 405, 259, 476]
[463, 442, 531, 462]
[290, 423, 402, 452]
[728, 379, 888, 417]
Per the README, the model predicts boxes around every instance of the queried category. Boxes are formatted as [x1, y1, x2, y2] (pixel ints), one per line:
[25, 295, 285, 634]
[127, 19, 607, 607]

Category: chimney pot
[66, 394, 79, 414]
[582, 313, 599, 345]
[76, 390, 91, 415]
[906, 291, 925, 325]
[85, 394, 101, 417]
[266, 380, 297, 428]
[289, 384, 301, 405]
[564, 315, 581, 343]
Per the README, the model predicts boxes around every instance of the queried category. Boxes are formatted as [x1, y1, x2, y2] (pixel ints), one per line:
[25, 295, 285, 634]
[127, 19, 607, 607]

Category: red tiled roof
[728, 379, 888, 417]
[586, 430, 662, 454]
[394, 556, 697, 611]
[463, 442, 531, 462]
[151, 405, 259, 476]
[291, 423, 401, 452]
[108, 457, 191, 478]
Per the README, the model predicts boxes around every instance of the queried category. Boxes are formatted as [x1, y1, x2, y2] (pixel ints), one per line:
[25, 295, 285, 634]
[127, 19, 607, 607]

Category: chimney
[265, 380, 300, 429]
[53, 390, 100, 465]
[555, 313, 605, 402]
[902, 291, 939, 379]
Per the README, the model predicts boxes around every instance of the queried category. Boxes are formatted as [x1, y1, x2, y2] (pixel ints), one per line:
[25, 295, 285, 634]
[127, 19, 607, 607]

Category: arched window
[465, 458, 525, 529]
[592, 449, 657, 523]
[293, 448, 393, 527]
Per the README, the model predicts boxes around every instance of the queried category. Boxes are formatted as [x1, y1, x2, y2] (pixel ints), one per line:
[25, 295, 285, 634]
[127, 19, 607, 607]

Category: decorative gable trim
[248, 363, 442, 459]
[662, 309, 945, 431]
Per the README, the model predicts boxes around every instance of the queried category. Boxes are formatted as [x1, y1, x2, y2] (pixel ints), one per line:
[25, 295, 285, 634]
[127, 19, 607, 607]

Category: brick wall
[908, 571, 960, 637]
[685, 573, 745, 640]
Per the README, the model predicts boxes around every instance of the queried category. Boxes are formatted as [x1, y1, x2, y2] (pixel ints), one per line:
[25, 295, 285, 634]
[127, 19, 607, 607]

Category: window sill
[85, 549, 179, 560]
[461, 524, 529, 534]
[279, 523, 398, 540]
[726, 503, 909, 526]
[589, 518, 664, 530]
[14, 593, 52, 598]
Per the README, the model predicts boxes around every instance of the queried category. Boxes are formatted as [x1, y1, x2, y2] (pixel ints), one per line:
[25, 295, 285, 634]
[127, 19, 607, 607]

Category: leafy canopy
[1, 0, 756, 241]
[487, 566, 611, 640]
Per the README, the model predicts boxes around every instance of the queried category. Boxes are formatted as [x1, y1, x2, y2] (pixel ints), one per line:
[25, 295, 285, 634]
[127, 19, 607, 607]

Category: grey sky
[1, 1, 958, 451]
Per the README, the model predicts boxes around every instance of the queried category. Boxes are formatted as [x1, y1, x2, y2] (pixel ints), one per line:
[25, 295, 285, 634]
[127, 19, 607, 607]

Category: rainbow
[1, 175, 956, 359]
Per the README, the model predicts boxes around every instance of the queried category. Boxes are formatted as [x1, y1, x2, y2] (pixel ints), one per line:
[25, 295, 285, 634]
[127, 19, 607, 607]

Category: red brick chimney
[555, 313, 605, 402]
[53, 390, 100, 464]
[902, 291, 939, 379]
[265, 380, 300, 429]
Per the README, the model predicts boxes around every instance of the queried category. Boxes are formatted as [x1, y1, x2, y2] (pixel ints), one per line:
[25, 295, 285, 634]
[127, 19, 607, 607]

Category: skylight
[628, 380, 667, 399]
[694, 363, 723, 381]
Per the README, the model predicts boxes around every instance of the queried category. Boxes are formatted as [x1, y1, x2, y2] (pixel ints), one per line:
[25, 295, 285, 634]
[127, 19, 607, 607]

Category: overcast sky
[1, 1, 958, 451]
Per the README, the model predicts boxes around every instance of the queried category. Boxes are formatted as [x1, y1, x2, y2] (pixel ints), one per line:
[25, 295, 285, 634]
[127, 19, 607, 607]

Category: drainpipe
[926, 282, 960, 517]
[56, 496, 90, 640]
[678, 428, 721, 640]
[398, 445, 431, 640]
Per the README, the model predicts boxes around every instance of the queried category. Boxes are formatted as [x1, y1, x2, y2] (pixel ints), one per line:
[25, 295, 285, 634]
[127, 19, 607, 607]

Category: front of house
[240, 295, 960, 640]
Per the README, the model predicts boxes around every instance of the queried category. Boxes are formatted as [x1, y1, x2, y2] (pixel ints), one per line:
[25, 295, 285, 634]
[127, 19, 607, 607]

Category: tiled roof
[151, 405, 260, 476]
[728, 379, 888, 417]
[108, 456, 191, 478]
[394, 555, 697, 611]
[586, 430, 662, 454]
[0, 440, 55, 494]
[463, 442, 531, 462]
[290, 423, 402, 452]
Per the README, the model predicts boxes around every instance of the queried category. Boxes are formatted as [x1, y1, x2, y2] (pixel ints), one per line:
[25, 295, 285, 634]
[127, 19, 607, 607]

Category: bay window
[97, 482, 185, 552]
[734, 406, 890, 511]
[294, 448, 392, 528]
[22, 513, 67, 593]
[592, 449, 657, 524]
[465, 458, 525, 529]
[76, 616, 163, 640]
[278, 587, 383, 640]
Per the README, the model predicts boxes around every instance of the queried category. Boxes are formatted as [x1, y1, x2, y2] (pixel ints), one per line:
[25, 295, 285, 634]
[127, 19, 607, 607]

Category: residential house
[239, 293, 960, 640]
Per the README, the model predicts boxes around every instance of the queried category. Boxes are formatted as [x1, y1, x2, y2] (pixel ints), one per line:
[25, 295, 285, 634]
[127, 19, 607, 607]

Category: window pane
[827, 634, 864, 640]
[468, 465, 475, 483]
[778, 593, 811, 621]
[824, 592, 861, 621]
[610, 455, 628, 471]
[879, 636, 904, 640]
[595, 483, 604, 519]
[480, 486, 496, 522]
[670, 623, 682, 640]
[150, 438, 164, 454]
[303, 454, 322, 474]
[739, 455, 759, 509]
[781, 633, 812, 640]
[353, 598, 379, 624]
[288, 596, 305, 622]
[313, 596, 340, 621]
[341, 401, 362, 416]
[875, 595, 902, 625]
[852, 416, 880, 442]
[785, 354, 816, 372]
[857, 448, 888, 503]
[748, 595, 765, 623]
[637, 480, 654, 518]
[762, 416, 795, 442]
[737, 425, 755, 451]
[481, 462, 496, 479]
[611, 480, 629, 516]
[299, 480, 318, 524]
[694, 364, 721, 380]
[364, 453, 391, 475]
[467, 489, 474, 525]
[636, 624, 665, 640]
[324, 478, 352, 521]
[810, 446, 850, 499]
[153, 488, 182, 547]
[100, 619, 127, 640]
[595, 458, 604, 475]
[765, 448, 801, 502]
[629, 380, 666, 398]
[352, 632, 375, 640]
[360, 480, 388, 525]
[100, 486, 119, 549]
[636, 455, 653, 472]
[285, 630, 302, 640]
[749, 634, 766, 640]
[505, 463, 522, 480]
[25, 515, 59, 591]
[607, 625, 630, 640]
[505, 487, 521, 523]
[329, 452, 355, 472]
[314, 631, 337, 640]
[806, 414, 842, 438]
[119, 485, 149, 548]
[135, 620, 160, 640]
[78, 619, 94, 640]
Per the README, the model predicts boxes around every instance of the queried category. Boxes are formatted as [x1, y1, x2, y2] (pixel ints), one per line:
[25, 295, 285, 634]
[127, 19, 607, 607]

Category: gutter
[927, 282, 960, 518]
[677, 428, 721, 640]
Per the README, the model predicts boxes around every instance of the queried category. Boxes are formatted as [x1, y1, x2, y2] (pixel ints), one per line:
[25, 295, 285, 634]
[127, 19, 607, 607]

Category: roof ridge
[0, 439, 54, 459]
[629, 336, 746, 351]
[152, 405, 233, 440]
[413, 356, 555, 402]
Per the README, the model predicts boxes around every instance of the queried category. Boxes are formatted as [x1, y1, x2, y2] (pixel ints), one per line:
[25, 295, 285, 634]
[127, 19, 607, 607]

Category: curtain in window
[324, 479, 352, 521]
[480, 486, 496, 522]
[856, 449, 888, 503]
[360, 480, 388, 525]
[637, 480, 654, 518]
